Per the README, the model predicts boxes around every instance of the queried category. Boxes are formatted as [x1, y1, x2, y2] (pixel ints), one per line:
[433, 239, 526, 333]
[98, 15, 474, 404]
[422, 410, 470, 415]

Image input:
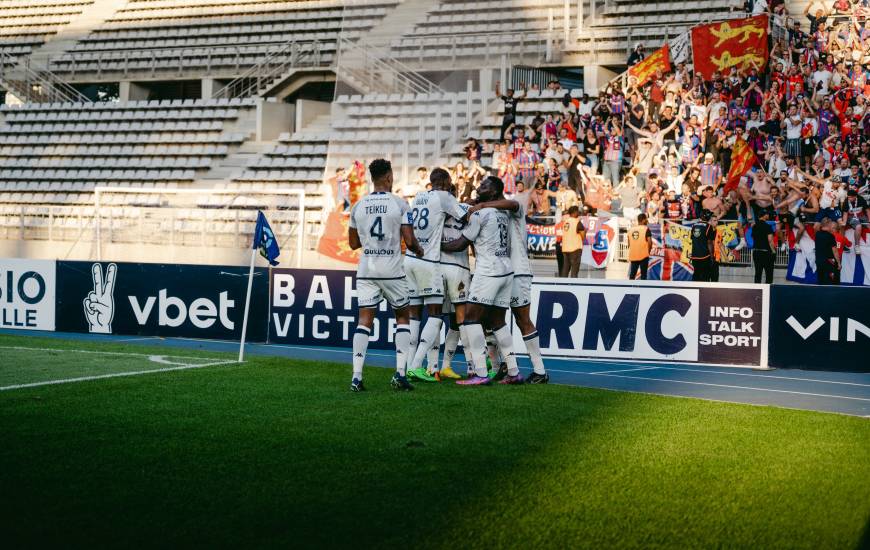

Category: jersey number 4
[369, 216, 385, 241]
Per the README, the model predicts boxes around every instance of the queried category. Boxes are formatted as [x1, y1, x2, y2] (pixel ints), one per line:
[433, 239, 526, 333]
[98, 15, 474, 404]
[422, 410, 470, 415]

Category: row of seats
[0, 144, 230, 157]
[0, 157, 214, 169]
[2, 108, 241, 123]
[0, 132, 248, 145]
[0, 169, 197, 181]
[0, 121, 228, 134]
[249, 156, 326, 169]
[236, 169, 322, 181]
[0, 97, 256, 111]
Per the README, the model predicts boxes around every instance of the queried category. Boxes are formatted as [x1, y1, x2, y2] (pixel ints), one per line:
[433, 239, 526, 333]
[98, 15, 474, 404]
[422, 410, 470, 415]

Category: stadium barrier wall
[769, 285, 870, 372]
[55, 261, 270, 342]
[0, 258, 56, 331]
[15, 258, 870, 371]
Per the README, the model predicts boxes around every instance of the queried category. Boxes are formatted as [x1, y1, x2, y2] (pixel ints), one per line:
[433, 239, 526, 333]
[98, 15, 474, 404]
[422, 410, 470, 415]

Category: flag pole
[238, 247, 257, 362]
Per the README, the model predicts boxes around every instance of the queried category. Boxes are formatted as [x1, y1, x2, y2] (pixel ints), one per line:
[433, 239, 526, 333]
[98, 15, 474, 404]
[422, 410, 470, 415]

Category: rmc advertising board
[517, 279, 769, 367]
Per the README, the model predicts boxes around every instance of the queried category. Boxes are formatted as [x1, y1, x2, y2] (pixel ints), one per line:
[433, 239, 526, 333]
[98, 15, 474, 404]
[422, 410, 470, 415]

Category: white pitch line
[648, 365, 870, 387]
[574, 371, 870, 403]
[0, 360, 238, 391]
[0, 345, 229, 362]
[587, 366, 660, 375]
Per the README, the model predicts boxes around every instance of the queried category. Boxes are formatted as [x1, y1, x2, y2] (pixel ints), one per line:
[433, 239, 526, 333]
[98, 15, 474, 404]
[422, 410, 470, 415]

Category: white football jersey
[349, 191, 410, 279]
[462, 208, 512, 277]
[441, 202, 471, 270]
[407, 190, 467, 262]
[508, 190, 532, 276]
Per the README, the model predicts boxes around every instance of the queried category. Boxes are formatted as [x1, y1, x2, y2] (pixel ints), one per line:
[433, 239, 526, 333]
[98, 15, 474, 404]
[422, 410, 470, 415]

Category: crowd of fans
[332, 0, 869, 282]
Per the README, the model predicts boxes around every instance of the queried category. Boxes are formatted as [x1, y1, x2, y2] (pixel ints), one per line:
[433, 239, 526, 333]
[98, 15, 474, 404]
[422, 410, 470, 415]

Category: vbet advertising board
[2, 257, 827, 370]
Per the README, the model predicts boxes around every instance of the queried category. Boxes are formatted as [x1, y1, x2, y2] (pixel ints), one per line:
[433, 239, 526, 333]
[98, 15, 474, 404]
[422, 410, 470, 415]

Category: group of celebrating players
[347, 159, 550, 391]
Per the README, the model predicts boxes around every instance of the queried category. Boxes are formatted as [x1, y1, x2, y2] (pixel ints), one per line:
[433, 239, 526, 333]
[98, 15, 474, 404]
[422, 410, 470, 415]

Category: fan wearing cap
[750, 208, 777, 284]
[690, 209, 718, 282]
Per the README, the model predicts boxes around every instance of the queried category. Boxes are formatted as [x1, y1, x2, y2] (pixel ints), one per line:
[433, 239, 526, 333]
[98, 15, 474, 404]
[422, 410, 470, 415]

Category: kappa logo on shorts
[458, 282, 465, 291]
[510, 296, 520, 306]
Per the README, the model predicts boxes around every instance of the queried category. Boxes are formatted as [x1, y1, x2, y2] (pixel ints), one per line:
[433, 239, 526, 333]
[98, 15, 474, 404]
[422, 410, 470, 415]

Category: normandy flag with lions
[691, 14, 769, 80]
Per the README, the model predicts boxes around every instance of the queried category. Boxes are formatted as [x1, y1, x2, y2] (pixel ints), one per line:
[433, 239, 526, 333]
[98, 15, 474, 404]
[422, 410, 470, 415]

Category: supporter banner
[669, 32, 691, 65]
[786, 225, 870, 286]
[527, 218, 557, 254]
[647, 221, 741, 280]
[0, 258, 55, 331]
[629, 43, 671, 86]
[515, 279, 768, 367]
[580, 217, 619, 268]
[692, 15, 769, 80]
[56, 261, 268, 340]
[269, 268, 395, 350]
[769, 285, 870, 371]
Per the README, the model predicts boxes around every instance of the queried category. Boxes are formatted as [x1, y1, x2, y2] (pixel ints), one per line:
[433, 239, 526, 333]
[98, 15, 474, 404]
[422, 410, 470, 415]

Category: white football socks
[485, 330, 501, 366]
[407, 318, 420, 373]
[394, 324, 411, 376]
[441, 327, 460, 372]
[427, 343, 440, 373]
[458, 324, 475, 375]
[411, 317, 442, 371]
[351, 325, 371, 380]
[464, 322, 489, 377]
[493, 325, 519, 376]
[523, 331, 547, 375]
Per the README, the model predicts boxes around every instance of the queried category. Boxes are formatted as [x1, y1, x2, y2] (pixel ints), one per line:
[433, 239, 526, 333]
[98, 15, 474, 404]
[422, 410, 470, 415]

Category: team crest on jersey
[591, 224, 616, 266]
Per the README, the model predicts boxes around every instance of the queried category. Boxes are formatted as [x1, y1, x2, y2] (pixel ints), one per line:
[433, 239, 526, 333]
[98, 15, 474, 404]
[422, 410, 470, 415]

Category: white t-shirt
[812, 69, 832, 95]
[349, 191, 411, 279]
[784, 117, 802, 139]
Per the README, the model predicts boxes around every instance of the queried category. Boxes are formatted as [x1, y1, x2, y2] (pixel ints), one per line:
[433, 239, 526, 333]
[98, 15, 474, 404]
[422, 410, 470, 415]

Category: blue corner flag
[253, 210, 280, 266]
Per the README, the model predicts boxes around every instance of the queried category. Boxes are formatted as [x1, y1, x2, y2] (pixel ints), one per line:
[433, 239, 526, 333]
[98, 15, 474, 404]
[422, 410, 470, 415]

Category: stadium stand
[45, 0, 400, 81]
[0, 0, 95, 61]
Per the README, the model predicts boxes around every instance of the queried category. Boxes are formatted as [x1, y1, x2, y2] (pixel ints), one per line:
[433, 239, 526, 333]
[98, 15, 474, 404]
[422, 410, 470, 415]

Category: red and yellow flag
[723, 138, 758, 194]
[316, 160, 367, 264]
[691, 14, 769, 80]
[629, 43, 671, 86]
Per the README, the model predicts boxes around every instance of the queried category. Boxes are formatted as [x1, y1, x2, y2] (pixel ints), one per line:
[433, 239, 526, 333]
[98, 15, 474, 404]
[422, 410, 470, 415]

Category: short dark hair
[481, 175, 504, 196]
[568, 205, 580, 215]
[429, 167, 450, 188]
[368, 159, 392, 182]
[637, 213, 648, 223]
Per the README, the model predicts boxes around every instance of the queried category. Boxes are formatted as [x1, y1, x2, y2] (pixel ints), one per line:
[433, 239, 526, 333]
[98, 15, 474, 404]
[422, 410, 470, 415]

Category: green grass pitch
[0, 334, 868, 548]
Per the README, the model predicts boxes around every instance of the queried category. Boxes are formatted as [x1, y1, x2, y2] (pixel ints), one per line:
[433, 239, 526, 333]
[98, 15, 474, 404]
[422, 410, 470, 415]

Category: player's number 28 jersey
[349, 191, 410, 278]
[407, 190, 467, 263]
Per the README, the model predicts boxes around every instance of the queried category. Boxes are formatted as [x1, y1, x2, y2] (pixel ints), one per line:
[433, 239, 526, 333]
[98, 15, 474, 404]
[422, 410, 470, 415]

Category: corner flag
[253, 210, 280, 266]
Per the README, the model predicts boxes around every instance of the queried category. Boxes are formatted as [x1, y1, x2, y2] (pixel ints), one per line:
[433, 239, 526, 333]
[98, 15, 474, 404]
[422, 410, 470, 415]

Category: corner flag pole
[238, 247, 257, 362]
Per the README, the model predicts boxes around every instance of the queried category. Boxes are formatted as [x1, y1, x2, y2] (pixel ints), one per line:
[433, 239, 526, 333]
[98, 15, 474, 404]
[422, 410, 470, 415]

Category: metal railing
[336, 36, 446, 96]
[46, 41, 321, 80]
[0, 49, 90, 104]
[212, 39, 327, 99]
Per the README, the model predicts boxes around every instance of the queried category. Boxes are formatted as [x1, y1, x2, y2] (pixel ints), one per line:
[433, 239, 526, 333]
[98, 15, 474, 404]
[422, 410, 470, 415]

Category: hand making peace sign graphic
[83, 263, 117, 334]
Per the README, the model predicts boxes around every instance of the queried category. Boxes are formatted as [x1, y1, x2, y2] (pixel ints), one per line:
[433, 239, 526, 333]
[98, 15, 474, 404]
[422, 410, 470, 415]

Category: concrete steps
[28, 0, 124, 67]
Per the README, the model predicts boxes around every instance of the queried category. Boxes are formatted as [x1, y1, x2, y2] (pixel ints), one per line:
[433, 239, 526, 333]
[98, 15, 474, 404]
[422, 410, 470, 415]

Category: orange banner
[723, 138, 758, 194]
[691, 15, 768, 80]
[316, 161, 367, 264]
[629, 43, 671, 86]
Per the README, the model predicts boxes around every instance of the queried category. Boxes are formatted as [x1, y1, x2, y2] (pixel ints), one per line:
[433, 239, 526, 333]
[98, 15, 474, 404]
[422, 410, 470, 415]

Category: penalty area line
[0, 345, 230, 362]
[0, 359, 238, 392]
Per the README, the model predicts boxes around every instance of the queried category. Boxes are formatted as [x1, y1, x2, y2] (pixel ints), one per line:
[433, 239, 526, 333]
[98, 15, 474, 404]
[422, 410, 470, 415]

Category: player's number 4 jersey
[349, 191, 410, 279]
